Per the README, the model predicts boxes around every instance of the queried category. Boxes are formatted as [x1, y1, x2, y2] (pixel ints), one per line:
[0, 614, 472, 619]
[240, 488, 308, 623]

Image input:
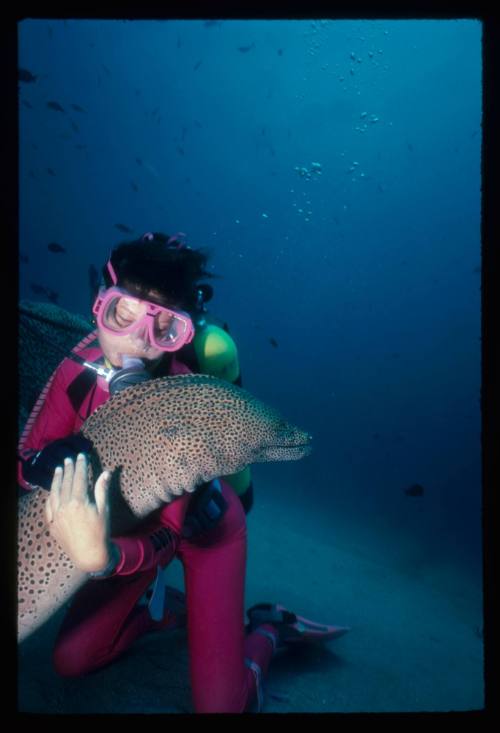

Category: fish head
[237, 399, 313, 464]
[155, 380, 313, 478]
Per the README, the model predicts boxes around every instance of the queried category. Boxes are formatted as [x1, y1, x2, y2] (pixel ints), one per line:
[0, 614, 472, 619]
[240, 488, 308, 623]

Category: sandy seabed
[17, 480, 484, 714]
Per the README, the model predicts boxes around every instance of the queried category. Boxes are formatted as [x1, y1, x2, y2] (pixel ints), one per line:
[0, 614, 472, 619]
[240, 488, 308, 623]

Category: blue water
[18, 18, 482, 607]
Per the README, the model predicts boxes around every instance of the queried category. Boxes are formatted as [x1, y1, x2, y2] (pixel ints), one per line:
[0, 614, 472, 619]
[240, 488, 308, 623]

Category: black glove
[21, 434, 94, 490]
[182, 480, 228, 538]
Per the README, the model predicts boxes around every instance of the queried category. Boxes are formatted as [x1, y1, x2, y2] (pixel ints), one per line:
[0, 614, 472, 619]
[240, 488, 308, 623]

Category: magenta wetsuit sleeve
[109, 492, 192, 576]
[111, 526, 179, 575]
[18, 359, 80, 490]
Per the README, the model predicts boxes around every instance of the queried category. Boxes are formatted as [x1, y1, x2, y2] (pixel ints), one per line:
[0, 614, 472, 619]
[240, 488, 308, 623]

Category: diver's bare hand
[44, 453, 113, 573]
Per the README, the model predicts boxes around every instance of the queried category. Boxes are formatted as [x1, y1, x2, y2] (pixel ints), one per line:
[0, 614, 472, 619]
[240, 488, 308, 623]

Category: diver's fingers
[72, 453, 90, 502]
[46, 465, 63, 522]
[60, 457, 75, 503]
[94, 470, 112, 517]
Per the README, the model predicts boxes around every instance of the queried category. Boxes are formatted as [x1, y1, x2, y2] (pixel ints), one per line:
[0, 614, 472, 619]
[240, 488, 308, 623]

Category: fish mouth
[264, 441, 313, 458]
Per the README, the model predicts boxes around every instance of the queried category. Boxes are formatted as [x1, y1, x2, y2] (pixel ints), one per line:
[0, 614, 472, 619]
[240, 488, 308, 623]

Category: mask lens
[152, 313, 187, 347]
[97, 290, 193, 350]
[101, 294, 143, 332]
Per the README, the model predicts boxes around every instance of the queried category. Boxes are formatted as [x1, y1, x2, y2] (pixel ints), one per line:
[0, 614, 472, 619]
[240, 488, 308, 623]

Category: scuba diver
[18, 232, 348, 713]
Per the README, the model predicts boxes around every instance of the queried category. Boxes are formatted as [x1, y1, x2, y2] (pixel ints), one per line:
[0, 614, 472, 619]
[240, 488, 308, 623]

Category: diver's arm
[45, 453, 113, 574]
[109, 494, 191, 576]
[45, 454, 188, 577]
[18, 358, 79, 489]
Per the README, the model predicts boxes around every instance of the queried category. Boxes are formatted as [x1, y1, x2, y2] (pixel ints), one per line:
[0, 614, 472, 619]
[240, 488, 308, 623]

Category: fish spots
[18, 373, 311, 640]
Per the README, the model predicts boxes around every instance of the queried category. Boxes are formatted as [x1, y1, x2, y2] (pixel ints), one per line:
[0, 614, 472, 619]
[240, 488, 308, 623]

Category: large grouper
[18, 374, 312, 642]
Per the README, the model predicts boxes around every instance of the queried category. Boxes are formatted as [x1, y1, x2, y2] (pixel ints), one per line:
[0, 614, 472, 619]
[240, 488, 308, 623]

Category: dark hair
[102, 232, 217, 313]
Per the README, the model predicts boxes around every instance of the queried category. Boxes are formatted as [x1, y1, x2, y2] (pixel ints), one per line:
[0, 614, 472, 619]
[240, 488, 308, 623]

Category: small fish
[18, 68, 37, 83]
[136, 157, 143, 166]
[47, 242, 66, 253]
[47, 101, 65, 113]
[278, 49, 283, 56]
[70, 120, 80, 133]
[75, 144, 87, 150]
[46, 289, 59, 304]
[404, 483, 424, 497]
[407, 142, 413, 152]
[176, 146, 185, 156]
[102, 64, 111, 76]
[70, 103, 87, 113]
[21, 100, 33, 109]
[473, 265, 481, 274]
[238, 43, 255, 53]
[151, 107, 160, 117]
[28, 170, 37, 179]
[194, 119, 203, 128]
[115, 223, 134, 233]
[131, 181, 139, 192]
[269, 338, 278, 348]
[29, 282, 46, 295]
[46, 168, 56, 176]
[193, 60, 203, 71]
[204, 20, 222, 27]
[20, 253, 29, 264]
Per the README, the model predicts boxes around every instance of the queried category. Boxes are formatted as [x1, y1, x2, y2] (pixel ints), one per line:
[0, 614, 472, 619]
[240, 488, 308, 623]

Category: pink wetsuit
[18, 340, 278, 712]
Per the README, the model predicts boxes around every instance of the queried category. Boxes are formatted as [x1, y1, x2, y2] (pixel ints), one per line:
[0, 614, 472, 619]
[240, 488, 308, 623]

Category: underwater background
[18, 18, 483, 713]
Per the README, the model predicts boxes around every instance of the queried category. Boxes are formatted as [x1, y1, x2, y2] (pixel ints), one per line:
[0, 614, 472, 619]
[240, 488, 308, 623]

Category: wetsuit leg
[53, 570, 157, 677]
[53, 481, 278, 712]
[53, 494, 191, 678]
[177, 480, 277, 713]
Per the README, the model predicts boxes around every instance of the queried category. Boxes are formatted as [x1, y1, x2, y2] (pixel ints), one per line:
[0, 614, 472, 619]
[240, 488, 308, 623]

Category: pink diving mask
[92, 260, 195, 352]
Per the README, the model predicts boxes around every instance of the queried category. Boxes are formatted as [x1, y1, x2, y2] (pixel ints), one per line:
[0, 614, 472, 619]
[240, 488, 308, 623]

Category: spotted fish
[18, 374, 312, 642]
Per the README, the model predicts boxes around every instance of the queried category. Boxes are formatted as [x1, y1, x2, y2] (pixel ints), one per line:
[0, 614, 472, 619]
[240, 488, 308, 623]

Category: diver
[18, 232, 348, 713]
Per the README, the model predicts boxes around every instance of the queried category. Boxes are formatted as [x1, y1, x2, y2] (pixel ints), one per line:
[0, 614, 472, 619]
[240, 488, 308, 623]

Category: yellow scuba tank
[192, 322, 240, 383]
[192, 320, 252, 499]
